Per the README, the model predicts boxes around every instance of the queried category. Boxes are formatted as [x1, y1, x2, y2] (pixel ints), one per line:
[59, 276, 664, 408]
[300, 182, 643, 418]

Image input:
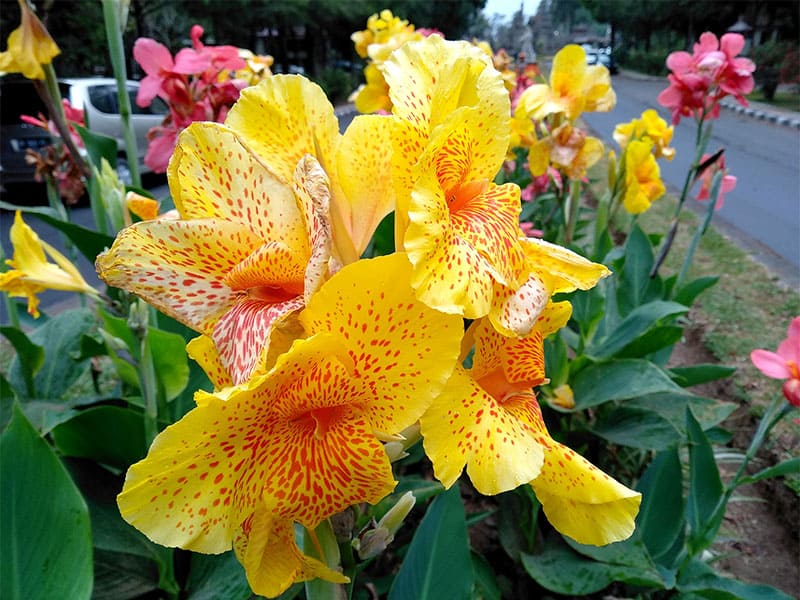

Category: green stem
[102, 0, 141, 188]
[304, 520, 347, 600]
[40, 65, 91, 180]
[564, 178, 581, 245]
[0, 244, 21, 328]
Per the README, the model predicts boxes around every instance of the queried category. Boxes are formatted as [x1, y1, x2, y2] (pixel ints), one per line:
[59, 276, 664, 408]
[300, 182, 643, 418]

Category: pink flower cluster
[751, 317, 800, 408]
[658, 32, 755, 125]
[133, 25, 246, 172]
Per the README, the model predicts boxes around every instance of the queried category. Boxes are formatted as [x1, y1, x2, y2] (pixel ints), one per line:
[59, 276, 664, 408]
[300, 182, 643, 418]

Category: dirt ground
[669, 316, 800, 598]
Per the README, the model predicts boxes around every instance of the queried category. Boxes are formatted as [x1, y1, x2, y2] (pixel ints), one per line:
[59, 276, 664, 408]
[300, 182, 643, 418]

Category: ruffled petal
[95, 218, 262, 333]
[224, 75, 341, 186]
[522, 237, 611, 294]
[186, 335, 232, 390]
[234, 508, 348, 598]
[420, 367, 549, 495]
[531, 443, 641, 546]
[167, 123, 306, 245]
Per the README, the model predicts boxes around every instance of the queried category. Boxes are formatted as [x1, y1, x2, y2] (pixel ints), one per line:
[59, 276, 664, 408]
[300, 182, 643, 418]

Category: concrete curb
[718, 98, 800, 129]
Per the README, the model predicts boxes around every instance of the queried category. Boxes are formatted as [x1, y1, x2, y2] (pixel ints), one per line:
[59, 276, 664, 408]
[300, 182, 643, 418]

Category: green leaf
[673, 275, 719, 307]
[677, 558, 793, 600]
[363, 211, 395, 258]
[0, 326, 44, 397]
[75, 123, 118, 170]
[635, 449, 685, 564]
[496, 486, 539, 561]
[470, 551, 501, 600]
[616, 325, 684, 358]
[617, 223, 654, 314]
[586, 301, 688, 360]
[52, 405, 147, 470]
[568, 285, 605, 341]
[739, 457, 800, 486]
[592, 406, 682, 450]
[148, 328, 190, 401]
[185, 552, 252, 600]
[7, 308, 95, 401]
[565, 534, 664, 588]
[543, 333, 569, 388]
[0, 201, 115, 264]
[522, 535, 659, 595]
[571, 359, 685, 410]
[669, 364, 736, 387]
[388, 485, 473, 600]
[1, 404, 93, 599]
[685, 408, 725, 553]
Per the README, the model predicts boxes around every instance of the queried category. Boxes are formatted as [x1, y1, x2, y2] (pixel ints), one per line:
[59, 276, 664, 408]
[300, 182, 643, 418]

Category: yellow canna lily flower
[613, 108, 675, 161]
[0, 211, 97, 317]
[383, 35, 527, 320]
[531, 122, 605, 179]
[116, 254, 462, 596]
[421, 306, 641, 545]
[516, 44, 615, 121]
[0, 0, 60, 80]
[623, 139, 666, 214]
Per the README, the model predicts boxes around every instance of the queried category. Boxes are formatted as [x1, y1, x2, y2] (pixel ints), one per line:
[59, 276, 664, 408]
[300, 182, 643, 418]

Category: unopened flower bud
[551, 383, 575, 409]
[352, 491, 416, 560]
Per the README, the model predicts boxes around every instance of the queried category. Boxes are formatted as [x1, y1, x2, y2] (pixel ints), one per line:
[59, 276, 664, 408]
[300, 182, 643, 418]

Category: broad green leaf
[685, 408, 725, 553]
[616, 325, 683, 359]
[673, 275, 719, 307]
[0, 326, 44, 397]
[543, 334, 568, 388]
[568, 285, 605, 342]
[570, 359, 685, 410]
[0, 201, 116, 265]
[471, 551, 501, 600]
[0, 373, 14, 430]
[497, 487, 539, 561]
[565, 534, 664, 588]
[52, 405, 146, 470]
[617, 223, 654, 315]
[586, 301, 687, 360]
[388, 485, 473, 600]
[75, 123, 118, 170]
[677, 558, 792, 600]
[92, 551, 161, 600]
[669, 364, 736, 387]
[739, 457, 800, 486]
[7, 308, 95, 401]
[635, 449, 685, 564]
[185, 552, 252, 600]
[521, 536, 658, 595]
[1, 404, 92, 599]
[591, 406, 681, 450]
[148, 328, 190, 402]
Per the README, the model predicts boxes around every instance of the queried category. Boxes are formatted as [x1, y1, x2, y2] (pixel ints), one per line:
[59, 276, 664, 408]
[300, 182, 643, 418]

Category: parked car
[1, 76, 168, 192]
[584, 46, 618, 75]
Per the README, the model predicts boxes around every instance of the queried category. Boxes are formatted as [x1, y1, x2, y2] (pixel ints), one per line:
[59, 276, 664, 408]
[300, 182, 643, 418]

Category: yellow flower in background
[227, 48, 274, 86]
[516, 44, 615, 121]
[623, 139, 666, 214]
[529, 122, 604, 179]
[351, 63, 391, 114]
[116, 254, 462, 596]
[0, 212, 97, 317]
[0, 0, 60, 80]
[613, 108, 675, 160]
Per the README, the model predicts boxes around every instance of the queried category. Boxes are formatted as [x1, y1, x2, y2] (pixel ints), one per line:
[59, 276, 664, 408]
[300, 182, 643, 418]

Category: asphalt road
[582, 74, 800, 285]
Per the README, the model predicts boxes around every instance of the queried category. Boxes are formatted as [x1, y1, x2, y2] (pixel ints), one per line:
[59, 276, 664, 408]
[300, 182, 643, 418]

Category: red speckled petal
[420, 366, 550, 495]
[337, 115, 396, 257]
[212, 296, 304, 385]
[168, 123, 306, 244]
[489, 273, 550, 337]
[531, 442, 641, 545]
[469, 318, 546, 388]
[223, 241, 307, 294]
[299, 253, 463, 434]
[234, 508, 348, 597]
[292, 156, 337, 298]
[96, 218, 262, 333]
[225, 75, 341, 186]
[186, 334, 232, 390]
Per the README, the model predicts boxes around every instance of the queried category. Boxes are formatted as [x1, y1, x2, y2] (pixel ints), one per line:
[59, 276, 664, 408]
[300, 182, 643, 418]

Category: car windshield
[87, 84, 168, 116]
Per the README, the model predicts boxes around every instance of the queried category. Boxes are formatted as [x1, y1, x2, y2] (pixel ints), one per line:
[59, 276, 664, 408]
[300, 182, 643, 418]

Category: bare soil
[669, 312, 800, 598]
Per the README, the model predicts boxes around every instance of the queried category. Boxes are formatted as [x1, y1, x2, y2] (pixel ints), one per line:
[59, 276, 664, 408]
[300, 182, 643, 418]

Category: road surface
[582, 74, 800, 285]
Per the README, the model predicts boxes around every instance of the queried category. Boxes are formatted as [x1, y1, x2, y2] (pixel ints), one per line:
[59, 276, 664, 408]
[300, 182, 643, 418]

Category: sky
[482, 0, 542, 21]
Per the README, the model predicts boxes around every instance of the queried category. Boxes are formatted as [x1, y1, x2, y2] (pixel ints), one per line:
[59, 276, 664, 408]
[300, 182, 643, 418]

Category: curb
[719, 99, 800, 129]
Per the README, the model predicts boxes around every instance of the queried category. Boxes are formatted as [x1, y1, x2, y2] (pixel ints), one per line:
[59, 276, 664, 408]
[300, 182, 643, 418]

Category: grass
[748, 89, 800, 112]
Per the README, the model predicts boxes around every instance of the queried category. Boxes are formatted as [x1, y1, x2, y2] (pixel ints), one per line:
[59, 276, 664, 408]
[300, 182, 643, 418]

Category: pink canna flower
[133, 37, 209, 107]
[696, 152, 736, 208]
[658, 32, 755, 124]
[751, 317, 800, 407]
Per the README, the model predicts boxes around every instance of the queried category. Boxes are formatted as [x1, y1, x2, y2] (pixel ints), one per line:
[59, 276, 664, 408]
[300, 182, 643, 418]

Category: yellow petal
[420, 367, 550, 495]
[186, 334, 232, 390]
[549, 45, 588, 119]
[300, 253, 463, 433]
[336, 115, 396, 258]
[167, 123, 306, 246]
[96, 218, 262, 334]
[0, 270, 43, 317]
[0, 0, 60, 80]
[488, 273, 551, 337]
[234, 508, 348, 598]
[126, 192, 160, 221]
[224, 75, 341, 187]
[522, 237, 611, 294]
[531, 442, 641, 545]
